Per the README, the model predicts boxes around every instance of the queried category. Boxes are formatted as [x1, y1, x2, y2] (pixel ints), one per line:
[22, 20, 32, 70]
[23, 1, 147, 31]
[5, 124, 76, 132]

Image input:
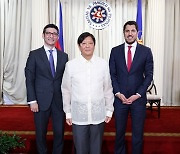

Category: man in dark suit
[109, 21, 153, 154]
[25, 24, 68, 154]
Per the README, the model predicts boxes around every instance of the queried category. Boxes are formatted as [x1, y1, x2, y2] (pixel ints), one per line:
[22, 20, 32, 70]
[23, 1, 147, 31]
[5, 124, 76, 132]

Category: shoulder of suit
[137, 43, 151, 50]
[112, 44, 124, 50]
[56, 49, 68, 56]
[111, 44, 124, 54]
[29, 46, 44, 55]
[136, 44, 152, 57]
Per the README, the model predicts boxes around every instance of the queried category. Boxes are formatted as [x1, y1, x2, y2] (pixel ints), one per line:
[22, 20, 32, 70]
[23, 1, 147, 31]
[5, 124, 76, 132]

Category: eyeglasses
[45, 32, 59, 37]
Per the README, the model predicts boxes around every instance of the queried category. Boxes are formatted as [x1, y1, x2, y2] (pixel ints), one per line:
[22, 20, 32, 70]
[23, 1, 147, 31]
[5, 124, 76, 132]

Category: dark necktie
[127, 46, 132, 72]
[49, 50, 55, 77]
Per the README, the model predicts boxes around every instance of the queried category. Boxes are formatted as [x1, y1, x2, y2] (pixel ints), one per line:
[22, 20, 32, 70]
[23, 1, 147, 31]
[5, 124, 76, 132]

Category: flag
[136, 0, 143, 44]
[56, 1, 64, 51]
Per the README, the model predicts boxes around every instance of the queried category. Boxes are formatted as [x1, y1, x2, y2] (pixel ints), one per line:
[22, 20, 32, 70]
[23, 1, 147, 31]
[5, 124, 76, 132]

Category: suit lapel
[39, 47, 52, 77]
[119, 44, 128, 72]
[130, 43, 141, 72]
[54, 49, 63, 78]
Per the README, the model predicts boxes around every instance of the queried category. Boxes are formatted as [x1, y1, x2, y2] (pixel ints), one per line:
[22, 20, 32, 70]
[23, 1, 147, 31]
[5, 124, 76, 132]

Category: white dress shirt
[124, 41, 137, 65]
[61, 55, 114, 125]
[44, 45, 57, 70]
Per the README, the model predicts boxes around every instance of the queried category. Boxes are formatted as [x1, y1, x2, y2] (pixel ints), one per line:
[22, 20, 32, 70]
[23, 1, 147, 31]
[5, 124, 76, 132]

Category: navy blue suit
[109, 43, 153, 154]
[25, 46, 68, 154]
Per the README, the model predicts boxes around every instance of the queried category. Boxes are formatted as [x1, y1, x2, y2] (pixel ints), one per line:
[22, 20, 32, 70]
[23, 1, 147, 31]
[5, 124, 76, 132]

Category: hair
[43, 24, 59, 34]
[77, 32, 96, 46]
[123, 21, 138, 32]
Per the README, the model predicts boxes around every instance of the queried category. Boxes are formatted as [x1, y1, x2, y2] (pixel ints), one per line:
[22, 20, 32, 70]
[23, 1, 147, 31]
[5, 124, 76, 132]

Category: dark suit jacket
[25, 46, 68, 111]
[109, 43, 153, 102]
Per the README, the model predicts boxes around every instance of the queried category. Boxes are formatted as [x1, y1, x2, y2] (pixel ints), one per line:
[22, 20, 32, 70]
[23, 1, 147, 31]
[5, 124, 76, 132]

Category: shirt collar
[44, 45, 56, 52]
[80, 54, 95, 63]
[125, 41, 137, 48]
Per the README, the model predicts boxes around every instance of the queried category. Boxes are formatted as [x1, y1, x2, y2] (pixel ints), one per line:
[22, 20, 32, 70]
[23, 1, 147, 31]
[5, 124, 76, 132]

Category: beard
[125, 39, 136, 45]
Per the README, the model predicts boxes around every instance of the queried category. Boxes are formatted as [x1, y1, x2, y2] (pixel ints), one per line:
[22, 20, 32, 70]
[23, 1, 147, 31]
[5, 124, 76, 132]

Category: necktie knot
[49, 50, 53, 54]
[128, 46, 132, 50]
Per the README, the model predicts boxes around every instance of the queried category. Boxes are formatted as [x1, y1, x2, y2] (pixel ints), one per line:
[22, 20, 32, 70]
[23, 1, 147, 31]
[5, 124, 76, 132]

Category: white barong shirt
[61, 55, 114, 125]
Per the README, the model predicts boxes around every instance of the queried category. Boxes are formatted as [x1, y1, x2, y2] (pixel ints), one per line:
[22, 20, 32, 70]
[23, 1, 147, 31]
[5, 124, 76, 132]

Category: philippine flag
[55, 1, 64, 51]
[136, 0, 143, 44]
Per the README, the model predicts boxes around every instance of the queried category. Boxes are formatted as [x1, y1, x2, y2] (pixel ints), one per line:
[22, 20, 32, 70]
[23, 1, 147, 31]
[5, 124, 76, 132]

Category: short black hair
[43, 24, 59, 34]
[123, 21, 138, 32]
[77, 32, 96, 46]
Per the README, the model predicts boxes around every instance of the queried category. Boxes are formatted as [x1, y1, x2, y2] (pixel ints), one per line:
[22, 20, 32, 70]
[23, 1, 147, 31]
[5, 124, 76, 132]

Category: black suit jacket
[109, 43, 153, 102]
[25, 46, 68, 111]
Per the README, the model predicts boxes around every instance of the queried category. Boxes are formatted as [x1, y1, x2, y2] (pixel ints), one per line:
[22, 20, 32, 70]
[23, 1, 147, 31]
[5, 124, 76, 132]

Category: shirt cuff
[115, 92, 120, 96]
[136, 93, 141, 97]
[28, 100, 37, 104]
[106, 111, 113, 118]
[66, 113, 72, 119]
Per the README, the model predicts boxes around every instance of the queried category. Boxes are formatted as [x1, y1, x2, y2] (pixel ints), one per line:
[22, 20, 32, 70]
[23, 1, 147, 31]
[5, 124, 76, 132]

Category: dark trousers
[34, 100, 65, 154]
[72, 122, 104, 154]
[114, 101, 146, 154]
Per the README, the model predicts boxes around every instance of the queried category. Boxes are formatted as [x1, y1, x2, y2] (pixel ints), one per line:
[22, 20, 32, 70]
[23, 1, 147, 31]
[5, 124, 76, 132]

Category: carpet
[0, 105, 180, 154]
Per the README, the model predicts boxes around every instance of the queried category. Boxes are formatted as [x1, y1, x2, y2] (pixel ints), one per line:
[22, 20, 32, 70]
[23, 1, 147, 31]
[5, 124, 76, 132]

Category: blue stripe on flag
[58, 1, 64, 51]
[136, 0, 142, 42]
